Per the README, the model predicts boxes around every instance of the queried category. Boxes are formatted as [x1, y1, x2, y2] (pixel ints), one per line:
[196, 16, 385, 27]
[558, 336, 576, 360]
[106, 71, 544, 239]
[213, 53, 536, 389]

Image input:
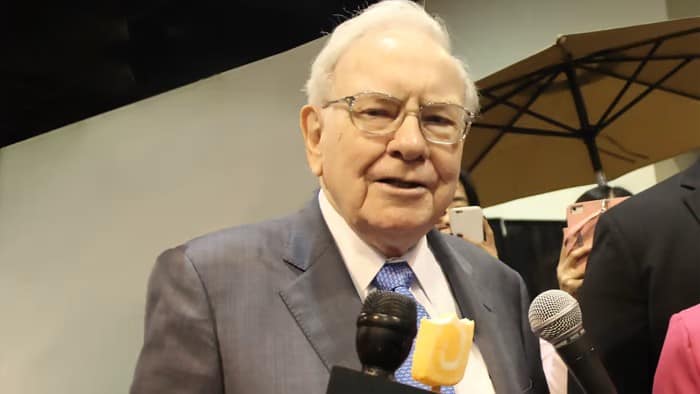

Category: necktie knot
[373, 261, 416, 292]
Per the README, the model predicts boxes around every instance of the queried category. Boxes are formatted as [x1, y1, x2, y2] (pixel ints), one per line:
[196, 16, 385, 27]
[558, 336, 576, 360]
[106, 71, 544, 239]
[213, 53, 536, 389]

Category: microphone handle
[557, 333, 617, 394]
[326, 366, 432, 394]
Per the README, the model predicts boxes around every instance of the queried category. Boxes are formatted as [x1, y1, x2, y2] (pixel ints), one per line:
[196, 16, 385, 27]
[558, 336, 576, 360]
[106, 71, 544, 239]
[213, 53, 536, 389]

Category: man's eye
[360, 108, 394, 118]
[423, 115, 455, 125]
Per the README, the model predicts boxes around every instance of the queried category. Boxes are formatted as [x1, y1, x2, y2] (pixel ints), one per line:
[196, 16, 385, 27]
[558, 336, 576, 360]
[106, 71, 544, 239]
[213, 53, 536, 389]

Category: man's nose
[386, 113, 429, 162]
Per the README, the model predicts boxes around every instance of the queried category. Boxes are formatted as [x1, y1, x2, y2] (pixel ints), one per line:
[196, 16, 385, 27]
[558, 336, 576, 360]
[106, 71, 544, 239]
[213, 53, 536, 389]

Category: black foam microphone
[356, 290, 418, 379]
[528, 289, 617, 394]
[325, 290, 430, 394]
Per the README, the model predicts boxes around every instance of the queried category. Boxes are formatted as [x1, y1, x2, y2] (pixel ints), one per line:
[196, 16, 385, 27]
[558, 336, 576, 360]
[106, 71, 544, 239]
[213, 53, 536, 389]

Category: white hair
[304, 0, 479, 113]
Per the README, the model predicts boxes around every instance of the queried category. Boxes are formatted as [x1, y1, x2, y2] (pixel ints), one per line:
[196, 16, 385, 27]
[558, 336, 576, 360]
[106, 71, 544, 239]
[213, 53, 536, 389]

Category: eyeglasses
[322, 92, 475, 145]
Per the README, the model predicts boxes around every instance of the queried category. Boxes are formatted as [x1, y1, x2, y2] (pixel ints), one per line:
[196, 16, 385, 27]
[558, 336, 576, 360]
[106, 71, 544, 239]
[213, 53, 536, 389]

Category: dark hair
[575, 185, 633, 203]
[458, 171, 481, 207]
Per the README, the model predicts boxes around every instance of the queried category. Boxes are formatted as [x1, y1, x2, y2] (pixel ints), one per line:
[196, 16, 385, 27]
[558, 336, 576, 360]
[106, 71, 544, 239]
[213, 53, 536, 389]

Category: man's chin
[361, 211, 434, 234]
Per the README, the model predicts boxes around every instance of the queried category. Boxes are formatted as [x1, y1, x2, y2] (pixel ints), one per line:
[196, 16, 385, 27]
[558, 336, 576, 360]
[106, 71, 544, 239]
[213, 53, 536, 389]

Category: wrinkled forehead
[330, 27, 467, 104]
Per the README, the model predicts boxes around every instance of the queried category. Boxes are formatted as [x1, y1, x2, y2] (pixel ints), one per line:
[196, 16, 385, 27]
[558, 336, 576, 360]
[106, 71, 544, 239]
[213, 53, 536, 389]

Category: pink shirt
[653, 303, 700, 394]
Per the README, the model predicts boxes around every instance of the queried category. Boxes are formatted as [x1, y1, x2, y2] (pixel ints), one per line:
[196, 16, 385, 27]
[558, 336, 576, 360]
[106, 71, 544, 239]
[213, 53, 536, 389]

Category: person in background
[435, 171, 498, 259]
[540, 184, 632, 394]
[556, 185, 633, 297]
[581, 159, 700, 393]
[129, 1, 547, 393]
[653, 303, 700, 394]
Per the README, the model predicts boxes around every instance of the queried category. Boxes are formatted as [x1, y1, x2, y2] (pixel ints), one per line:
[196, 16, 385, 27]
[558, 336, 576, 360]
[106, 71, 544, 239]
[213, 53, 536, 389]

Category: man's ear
[300, 104, 324, 176]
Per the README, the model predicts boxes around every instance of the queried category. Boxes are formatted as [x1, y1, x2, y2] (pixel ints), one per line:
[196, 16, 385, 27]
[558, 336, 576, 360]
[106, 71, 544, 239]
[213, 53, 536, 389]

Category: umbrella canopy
[464, 17, 700, 207]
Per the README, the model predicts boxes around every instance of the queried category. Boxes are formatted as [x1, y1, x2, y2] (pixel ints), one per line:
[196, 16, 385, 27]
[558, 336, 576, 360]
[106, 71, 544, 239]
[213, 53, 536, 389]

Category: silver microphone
[528, 290, 616, 394]
[529, 289, 584, 347]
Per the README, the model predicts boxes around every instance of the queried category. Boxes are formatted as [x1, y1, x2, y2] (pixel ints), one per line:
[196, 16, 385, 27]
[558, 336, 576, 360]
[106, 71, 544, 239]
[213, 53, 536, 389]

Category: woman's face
[435, 181, 468, 234]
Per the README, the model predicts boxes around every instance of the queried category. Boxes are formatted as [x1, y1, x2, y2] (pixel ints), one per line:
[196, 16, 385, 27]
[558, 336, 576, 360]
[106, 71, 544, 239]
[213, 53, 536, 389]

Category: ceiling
[2, 0, 387, 148]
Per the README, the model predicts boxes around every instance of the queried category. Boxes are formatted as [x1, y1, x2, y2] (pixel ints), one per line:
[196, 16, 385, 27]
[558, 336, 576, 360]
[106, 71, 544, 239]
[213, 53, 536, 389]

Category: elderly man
[130, 1, 546, 393]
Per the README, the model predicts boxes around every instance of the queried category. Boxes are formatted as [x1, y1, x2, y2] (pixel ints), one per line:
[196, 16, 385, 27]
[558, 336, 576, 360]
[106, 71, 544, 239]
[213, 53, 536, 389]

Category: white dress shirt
[540, 339, 568, 394]
[318, 190, 495, 394]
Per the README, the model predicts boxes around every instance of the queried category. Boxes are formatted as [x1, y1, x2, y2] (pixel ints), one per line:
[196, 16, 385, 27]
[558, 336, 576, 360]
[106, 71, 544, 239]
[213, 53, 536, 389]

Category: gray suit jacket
[130, 198, 547, 393]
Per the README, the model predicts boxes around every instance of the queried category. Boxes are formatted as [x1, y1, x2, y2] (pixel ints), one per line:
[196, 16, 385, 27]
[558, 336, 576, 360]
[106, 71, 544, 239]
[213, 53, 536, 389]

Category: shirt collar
[317, 190, 433, 302]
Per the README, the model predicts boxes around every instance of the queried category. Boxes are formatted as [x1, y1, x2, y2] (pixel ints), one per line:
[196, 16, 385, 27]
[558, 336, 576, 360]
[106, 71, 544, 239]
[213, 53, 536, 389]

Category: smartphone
[448, 206, 484, 242]
[564, 196, 629, 253]
[565, 202, 589, 249]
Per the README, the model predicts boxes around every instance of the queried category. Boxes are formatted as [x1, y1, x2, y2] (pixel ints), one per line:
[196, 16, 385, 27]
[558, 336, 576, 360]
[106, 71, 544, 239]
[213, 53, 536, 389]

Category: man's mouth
[377, 178, 426, 189]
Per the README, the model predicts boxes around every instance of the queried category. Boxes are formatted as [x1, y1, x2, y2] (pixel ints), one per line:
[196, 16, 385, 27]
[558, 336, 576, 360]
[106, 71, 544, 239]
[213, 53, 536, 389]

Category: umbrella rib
[596, 41, 661, 126]
[598, 147, 639, 163]
[563, 61, 608, 173]
[474, 123, 580, 138]
[600, 135, 650, 160]
[480, 91, 578, 133]
[582, 54, 700, 63]
[599, 58, 693, 130]
[468, 71, 561, 172]
[480, 26, 700, 108]
[579, 26, 700, 62]
[564, 64, 591, 131]
[480, 69, 553, 113]
[577, 64, 700, 101]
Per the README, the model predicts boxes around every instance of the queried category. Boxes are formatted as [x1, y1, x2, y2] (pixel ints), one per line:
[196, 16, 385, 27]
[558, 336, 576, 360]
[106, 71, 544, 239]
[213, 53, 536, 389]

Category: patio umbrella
[464, 17, 700, 207]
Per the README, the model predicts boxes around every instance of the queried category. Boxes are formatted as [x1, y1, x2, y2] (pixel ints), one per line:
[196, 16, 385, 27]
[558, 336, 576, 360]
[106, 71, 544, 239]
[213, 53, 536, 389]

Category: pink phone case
[563, 197, 629, 265]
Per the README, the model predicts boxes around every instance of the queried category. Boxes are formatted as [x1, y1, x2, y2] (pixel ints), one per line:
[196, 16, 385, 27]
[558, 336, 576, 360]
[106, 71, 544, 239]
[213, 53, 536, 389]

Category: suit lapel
[427, 231, 513, 394]
[681, 160, 700, 226]
[279, 198, 362, 372]
[276, 199, 527, 390]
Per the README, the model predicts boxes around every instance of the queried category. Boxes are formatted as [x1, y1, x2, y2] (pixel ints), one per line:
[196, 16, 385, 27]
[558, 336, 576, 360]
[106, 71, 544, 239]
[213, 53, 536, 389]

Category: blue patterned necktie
[373, 261, 456, 394]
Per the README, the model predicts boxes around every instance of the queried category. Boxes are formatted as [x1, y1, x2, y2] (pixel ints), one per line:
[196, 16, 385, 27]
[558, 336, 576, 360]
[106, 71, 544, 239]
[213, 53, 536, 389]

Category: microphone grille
[362, 290, 417, 325]
[528, 289, 583, 345]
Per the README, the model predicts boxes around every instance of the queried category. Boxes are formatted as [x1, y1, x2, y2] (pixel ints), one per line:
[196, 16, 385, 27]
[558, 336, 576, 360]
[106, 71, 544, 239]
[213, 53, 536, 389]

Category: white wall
[666, 0, 700, 18]
[0, 1, 684, 393]
[0, 40, 321, 394]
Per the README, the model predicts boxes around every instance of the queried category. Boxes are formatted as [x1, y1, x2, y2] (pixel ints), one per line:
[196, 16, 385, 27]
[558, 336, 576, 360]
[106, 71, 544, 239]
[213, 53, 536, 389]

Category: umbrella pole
[563, 61, 609, 187]
[584, 136, 608, 186]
